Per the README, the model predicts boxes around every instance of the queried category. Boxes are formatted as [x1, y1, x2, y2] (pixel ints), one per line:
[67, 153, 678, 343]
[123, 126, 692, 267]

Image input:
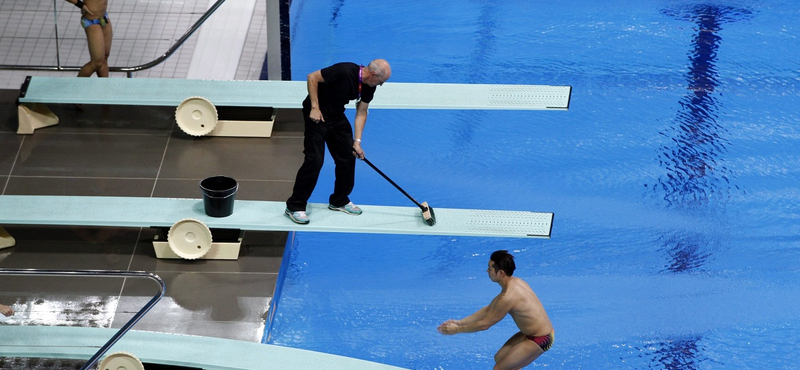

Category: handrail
[0, 268, 166, 370]
[52, 0, 63, 69]
[0, 0, 227, 78]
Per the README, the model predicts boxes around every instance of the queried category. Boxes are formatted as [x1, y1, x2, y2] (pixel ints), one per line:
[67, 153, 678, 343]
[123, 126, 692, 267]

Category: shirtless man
[438, 250, 554, 369]
[65, 0, 113, 77]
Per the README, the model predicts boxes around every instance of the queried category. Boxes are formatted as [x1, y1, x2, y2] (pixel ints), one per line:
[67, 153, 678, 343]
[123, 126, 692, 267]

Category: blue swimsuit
[81, 13, 110, 29]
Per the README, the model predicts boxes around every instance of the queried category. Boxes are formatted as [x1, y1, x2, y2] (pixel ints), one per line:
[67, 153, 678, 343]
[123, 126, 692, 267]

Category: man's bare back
[503, 276, 553, 337]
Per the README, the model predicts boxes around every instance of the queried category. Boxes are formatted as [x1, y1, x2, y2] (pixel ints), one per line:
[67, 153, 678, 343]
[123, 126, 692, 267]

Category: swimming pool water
[266, 1, 800, 369]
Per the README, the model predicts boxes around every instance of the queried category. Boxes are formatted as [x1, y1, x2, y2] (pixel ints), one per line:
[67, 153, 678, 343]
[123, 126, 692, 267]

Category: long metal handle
[0, 268, 166, 370]
[361, 157, 425, 210]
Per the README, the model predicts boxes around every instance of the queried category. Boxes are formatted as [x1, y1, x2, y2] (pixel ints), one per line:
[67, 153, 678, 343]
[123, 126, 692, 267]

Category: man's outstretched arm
[438, 294, 512, 334]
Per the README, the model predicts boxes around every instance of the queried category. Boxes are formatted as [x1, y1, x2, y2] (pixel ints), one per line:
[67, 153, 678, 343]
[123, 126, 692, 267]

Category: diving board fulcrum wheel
[175, 96, 218, 136]
[98, 351, 144, 370]
[167, 218, 213, 260]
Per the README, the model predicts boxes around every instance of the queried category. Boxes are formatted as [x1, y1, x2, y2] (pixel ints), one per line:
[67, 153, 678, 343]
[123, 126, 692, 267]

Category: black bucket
[199, 176, 238, 217]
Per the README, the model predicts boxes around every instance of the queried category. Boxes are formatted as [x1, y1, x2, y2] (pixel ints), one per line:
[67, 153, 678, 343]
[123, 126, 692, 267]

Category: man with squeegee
[285, 59, 391, 224]
[284, 59, 436, 226]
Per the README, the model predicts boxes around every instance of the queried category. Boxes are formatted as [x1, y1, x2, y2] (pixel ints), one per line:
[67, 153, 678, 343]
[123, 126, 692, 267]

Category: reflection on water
[329, 0, 345, 26]
[446, 111, 488, 161]
[657, 231, 713, 273]
[447, 4, 498, 152]
[652, 4, 752, 210]
[471, 3, 498, 83]
[652, 4, 753, 274]
[424, 237, 473, 276]
[0, 295, 118, 327]
[646, 4, 752, 369]
[652, 3, 745, 278]
[637, 337, 718, 370]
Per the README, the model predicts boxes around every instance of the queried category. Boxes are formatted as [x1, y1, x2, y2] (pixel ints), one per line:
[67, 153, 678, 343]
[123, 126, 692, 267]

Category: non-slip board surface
[0, 196, 553, 238]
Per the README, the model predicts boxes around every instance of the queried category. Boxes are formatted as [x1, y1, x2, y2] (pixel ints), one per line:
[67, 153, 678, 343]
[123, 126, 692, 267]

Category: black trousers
[286, 114, 355, 212]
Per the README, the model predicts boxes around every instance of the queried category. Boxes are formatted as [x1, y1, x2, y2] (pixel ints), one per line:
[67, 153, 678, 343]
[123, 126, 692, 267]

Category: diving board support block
[17, 103, 59, 134]
[175, 96, 277, 137]
[152, 230, 242, 260]
[0, 227, 14, 249]
[208, 105, 277, 138]
[210, 112, 276, 137]
[0, 195, 554, 239]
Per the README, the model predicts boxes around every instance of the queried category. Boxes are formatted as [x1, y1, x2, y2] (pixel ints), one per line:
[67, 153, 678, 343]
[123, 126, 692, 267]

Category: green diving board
[16, 76, 570, 135]
[18, 76, 572, 110]
[0, 326, 410, 370]
[0, 195, 553, 239]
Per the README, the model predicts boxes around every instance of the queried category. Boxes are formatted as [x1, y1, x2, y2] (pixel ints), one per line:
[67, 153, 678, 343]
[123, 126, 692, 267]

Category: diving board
[0, 326, 410, 370]
[16, 76, 571, 134]
[0, 195, 553, 239]
[18, 76, 572, 110]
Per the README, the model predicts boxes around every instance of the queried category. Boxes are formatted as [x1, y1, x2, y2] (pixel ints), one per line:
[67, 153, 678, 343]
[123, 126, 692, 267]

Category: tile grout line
[109, 222, 153, 330]
[111, 226, 147, 330]
[2, 135, 25, 195]
[149, 129, 174, 198]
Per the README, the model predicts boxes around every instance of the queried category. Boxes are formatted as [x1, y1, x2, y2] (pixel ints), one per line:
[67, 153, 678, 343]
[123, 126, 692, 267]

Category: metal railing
[0, 268, 166, 370]
[0, 0, 227, 78]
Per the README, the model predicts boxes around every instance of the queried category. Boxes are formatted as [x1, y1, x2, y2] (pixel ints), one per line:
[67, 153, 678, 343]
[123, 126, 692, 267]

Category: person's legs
[78, 21, 110, 77]
[494, 332, 525, 366]
[493, 332, 545, 370]
[325, 118, 356, 207]
[98, 18, 113, 77]
[286, 116, 327, 212]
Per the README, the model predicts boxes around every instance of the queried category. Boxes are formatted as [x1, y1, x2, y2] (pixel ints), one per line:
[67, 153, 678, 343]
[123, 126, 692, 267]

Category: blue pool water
[266, 1, 800, 369]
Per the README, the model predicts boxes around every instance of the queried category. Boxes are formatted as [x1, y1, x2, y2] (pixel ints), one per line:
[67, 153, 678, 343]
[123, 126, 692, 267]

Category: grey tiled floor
[0, 87, 306, 343]
[0, 0, 269, 88]
[0, 0, 283, 349]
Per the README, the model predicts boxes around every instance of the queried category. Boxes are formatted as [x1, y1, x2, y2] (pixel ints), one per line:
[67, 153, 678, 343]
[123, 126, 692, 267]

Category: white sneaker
[285, 209, 310, 224]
